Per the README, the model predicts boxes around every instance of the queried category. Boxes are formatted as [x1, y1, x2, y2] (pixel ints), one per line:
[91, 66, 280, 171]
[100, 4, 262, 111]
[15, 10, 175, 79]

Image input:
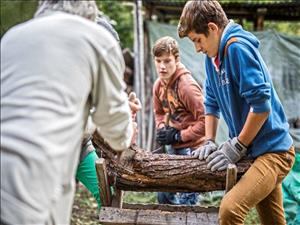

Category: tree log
[93, 132, 252, 193]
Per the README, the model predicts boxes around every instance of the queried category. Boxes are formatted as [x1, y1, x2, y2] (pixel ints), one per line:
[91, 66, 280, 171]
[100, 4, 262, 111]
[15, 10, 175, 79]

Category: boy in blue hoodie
[178, 1, 295, 225]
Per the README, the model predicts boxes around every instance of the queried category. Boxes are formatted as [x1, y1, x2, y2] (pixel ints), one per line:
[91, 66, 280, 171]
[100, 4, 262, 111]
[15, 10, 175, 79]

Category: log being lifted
[93, 132, 252, 193]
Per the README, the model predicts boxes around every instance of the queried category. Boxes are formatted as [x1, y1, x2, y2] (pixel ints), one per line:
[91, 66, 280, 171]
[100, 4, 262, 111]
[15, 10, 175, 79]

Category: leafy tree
[1, 0, 37, 36]
[97, 0, 134, 50]
[0, 0, 134, 49]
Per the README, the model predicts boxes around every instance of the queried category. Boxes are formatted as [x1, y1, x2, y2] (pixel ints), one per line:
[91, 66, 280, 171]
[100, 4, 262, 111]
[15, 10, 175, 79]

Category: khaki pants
[219, 146, 295, 225]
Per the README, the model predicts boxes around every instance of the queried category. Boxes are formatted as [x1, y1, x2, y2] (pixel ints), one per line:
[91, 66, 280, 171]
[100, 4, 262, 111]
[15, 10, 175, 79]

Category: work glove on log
[117, 148, 136, 167]
[156, 126, 181, 145]
[206, 137, 248, 172]
[192, 140, 218, 160]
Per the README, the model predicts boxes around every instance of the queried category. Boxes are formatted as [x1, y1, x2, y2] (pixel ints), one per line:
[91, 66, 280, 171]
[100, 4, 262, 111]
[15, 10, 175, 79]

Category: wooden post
[225, 163, 237, 193]
[134, 0, 146, 148]
[254, 8, 267, 31]
[111, 189, 124, 208]
[95, 158, 112, 206]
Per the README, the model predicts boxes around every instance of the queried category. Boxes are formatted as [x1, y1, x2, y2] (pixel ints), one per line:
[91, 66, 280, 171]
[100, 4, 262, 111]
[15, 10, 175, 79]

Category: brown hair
[178, 0, 229, 38]
[152, 36, 179, 59]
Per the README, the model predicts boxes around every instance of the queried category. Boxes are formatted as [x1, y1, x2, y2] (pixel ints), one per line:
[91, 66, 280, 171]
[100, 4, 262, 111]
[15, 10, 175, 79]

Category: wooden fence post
[96, 158, 112, 206]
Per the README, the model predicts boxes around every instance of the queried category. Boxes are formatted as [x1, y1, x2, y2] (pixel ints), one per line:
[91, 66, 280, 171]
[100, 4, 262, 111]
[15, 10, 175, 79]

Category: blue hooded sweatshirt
[204, 22, 292, 158]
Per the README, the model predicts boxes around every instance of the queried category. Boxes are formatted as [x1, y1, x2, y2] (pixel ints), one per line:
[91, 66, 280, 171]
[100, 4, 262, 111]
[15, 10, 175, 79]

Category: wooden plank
[99, 207, 219, 225]
[187, 212, 219, 225]
[225, 163, 237, 193]
[123, 203, 218, 213]
[95, 158, 112, 206]
[137, 209, 186, 225]
[99, 207, 137, 225]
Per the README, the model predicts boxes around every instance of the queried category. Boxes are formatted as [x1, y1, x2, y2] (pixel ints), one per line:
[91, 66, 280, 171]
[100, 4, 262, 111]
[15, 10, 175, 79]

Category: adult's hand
[130, 121, 138, 145]
[128, 92, 141, 119]
[117, 148, 136, 167]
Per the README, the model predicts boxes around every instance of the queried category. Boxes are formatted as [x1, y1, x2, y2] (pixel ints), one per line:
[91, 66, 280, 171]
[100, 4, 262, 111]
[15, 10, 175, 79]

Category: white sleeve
[84, 116, 96, 136]
[91, 44, 133, 151]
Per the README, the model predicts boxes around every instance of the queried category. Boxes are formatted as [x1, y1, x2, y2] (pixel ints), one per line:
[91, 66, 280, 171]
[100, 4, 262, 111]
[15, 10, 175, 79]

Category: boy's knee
[219, 197, 240, 222]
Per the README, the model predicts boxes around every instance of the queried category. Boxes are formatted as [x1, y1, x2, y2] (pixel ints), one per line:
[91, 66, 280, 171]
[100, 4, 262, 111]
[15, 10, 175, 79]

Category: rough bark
[93, 132, 252, 192]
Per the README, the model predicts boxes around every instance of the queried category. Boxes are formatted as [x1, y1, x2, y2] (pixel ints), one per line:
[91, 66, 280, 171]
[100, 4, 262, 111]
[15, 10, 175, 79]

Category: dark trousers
[157, 146, 199, 205]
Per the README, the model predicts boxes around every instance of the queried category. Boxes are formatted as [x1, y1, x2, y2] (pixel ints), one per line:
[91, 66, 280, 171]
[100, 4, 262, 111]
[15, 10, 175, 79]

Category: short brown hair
[152, 36, 179, 59]
[178, 0, 228, 38]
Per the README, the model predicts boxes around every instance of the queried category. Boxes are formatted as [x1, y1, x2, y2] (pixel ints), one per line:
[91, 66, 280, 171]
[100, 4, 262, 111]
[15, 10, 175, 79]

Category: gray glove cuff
[205, 139, 217, 147]
[223, 137, 248, 163]
[232, 137, 248, 153]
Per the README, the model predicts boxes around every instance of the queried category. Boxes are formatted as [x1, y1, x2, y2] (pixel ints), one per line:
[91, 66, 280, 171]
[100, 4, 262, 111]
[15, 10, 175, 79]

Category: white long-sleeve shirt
[1, 12, 132, 225]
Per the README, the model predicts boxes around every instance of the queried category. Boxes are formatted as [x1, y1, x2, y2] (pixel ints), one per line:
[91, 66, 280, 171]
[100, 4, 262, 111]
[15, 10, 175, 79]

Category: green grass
[124, 191, 260, 225]
[124, 191, 157, 204]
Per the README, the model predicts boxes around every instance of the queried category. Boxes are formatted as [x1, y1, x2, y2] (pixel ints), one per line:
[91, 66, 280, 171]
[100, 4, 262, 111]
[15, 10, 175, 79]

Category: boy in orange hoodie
[152, 36, 205, 205]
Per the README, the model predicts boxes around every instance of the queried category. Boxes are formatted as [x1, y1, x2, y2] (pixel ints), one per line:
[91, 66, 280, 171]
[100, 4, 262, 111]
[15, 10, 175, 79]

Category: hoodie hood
[218, 21, 260, 63]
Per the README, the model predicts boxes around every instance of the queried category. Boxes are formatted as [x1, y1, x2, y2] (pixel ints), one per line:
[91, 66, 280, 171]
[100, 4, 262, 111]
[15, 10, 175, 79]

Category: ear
[207, 22, 219, 32]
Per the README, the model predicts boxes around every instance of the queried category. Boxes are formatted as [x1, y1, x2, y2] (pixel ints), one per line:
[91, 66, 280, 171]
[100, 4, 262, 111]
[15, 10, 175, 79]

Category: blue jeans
[157, 146, 199, 205]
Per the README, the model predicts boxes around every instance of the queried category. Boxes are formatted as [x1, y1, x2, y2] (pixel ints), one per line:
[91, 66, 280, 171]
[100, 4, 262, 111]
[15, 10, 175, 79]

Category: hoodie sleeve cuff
[250, 100, 271, 113]
[205, 105, 220, 118]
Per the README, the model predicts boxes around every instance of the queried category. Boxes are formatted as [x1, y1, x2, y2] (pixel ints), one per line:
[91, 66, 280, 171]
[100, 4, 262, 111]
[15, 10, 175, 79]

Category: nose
[160, 63, 166, 70]
[194, 42, 202, 53]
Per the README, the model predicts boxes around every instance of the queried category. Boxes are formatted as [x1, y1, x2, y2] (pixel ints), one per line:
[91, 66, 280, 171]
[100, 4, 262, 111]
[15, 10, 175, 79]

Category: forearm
[205, 115, 219, 141]
[238, 111, 269, 146]
[180, 117, 205, 142]
[94, 105, 133, 151]
[154, 113, 166, 128]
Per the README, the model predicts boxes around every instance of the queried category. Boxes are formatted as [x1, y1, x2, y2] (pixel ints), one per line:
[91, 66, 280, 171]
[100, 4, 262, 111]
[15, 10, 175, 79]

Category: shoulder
[178, 73, 200, 89]
[227, 39, 256, 57]
[153, 79, 162, 92]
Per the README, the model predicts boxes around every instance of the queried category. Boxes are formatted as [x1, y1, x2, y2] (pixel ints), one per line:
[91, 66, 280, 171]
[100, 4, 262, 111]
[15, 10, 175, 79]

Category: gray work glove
[206, 137, 248, 171]
[117, 148, 136, 167]
[192, 140, 218, 160]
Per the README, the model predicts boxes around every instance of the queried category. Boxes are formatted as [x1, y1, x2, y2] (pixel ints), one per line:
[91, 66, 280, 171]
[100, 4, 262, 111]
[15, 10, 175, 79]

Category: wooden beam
[255, 8, 267, 31]
[122, 203, 218, 213]
[187, 212, 219, 225]
[95, 158, 112, 206]
[99, 207, 219, 225]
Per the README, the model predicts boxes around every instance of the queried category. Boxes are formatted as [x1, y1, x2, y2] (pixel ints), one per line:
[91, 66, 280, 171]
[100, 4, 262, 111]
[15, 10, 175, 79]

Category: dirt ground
[71, 184, 99, 225]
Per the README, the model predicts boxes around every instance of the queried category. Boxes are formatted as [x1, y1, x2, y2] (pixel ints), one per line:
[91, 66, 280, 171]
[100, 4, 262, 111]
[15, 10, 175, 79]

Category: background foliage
[0, 0, 134, 49]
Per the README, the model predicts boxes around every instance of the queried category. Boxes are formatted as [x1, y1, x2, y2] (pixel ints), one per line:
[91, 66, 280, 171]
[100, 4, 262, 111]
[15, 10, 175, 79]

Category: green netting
[147, 21, 300, 144]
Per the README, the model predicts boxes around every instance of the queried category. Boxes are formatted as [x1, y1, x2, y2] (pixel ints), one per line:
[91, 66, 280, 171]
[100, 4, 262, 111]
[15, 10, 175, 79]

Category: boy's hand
[206, 137, 248, 171]
[192, 140, 218, 160]
[156, 127, 181, 145]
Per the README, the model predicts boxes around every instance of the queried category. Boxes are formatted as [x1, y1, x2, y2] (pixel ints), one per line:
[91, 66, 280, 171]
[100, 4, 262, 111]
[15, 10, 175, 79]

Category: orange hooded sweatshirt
[153, 63, 205, 149]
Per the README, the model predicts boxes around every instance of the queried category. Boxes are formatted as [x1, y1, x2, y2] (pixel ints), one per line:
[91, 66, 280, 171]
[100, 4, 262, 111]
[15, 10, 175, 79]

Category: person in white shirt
[1, 1, 135, 224]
